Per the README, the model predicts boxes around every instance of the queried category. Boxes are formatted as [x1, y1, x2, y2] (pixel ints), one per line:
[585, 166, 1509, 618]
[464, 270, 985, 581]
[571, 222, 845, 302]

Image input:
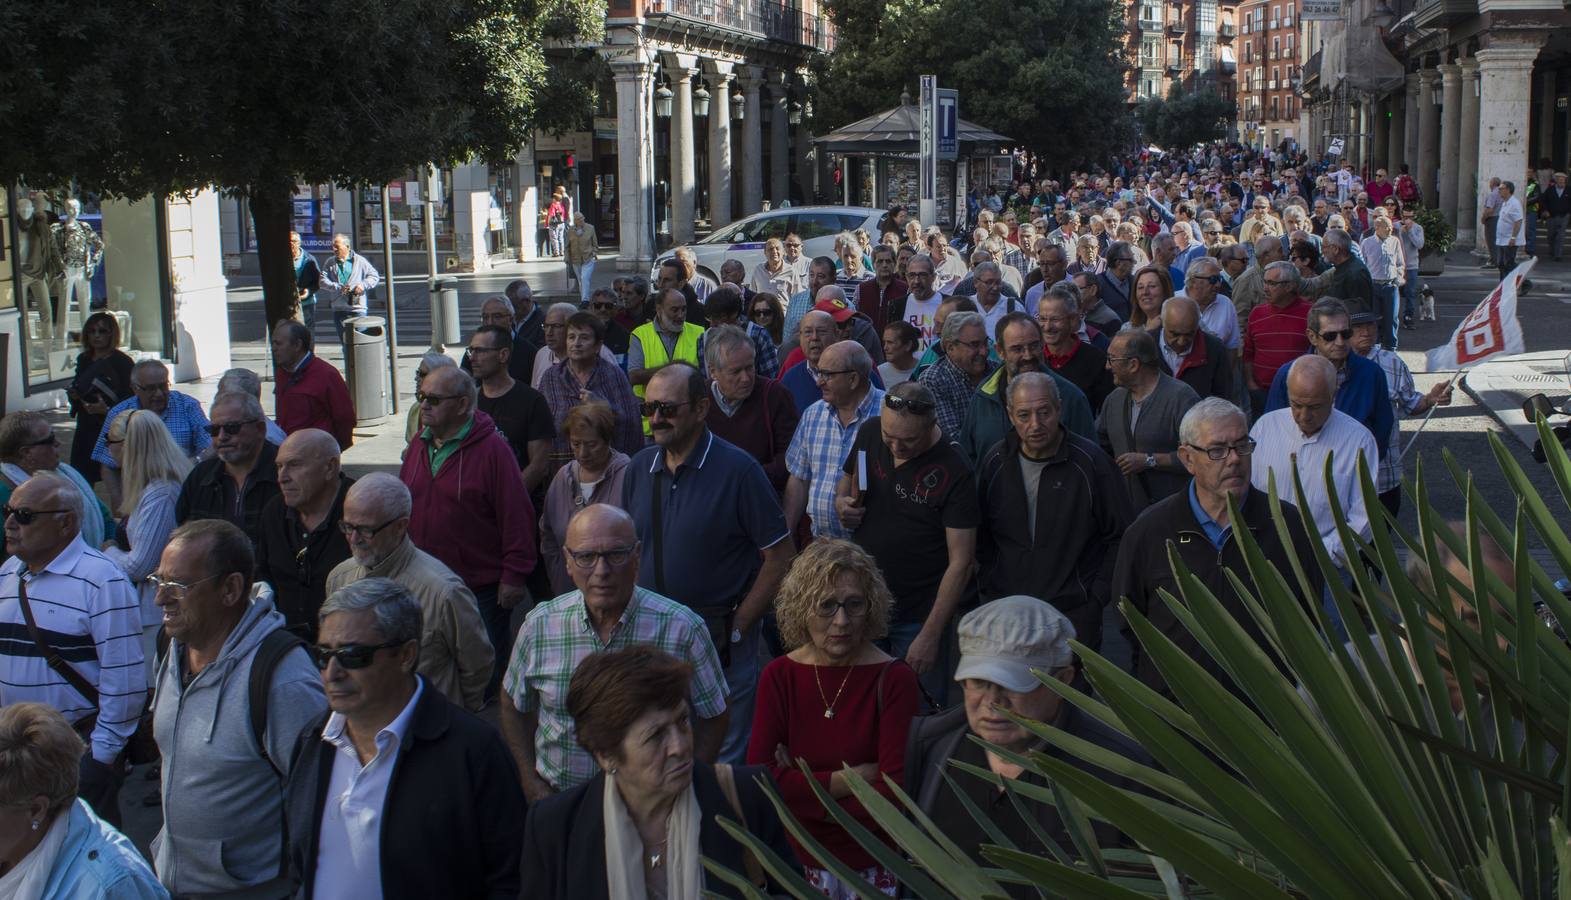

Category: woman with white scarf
[521, 645, 798, 899]
[0, 413, 114, 557]
[0, 703, 166, 899]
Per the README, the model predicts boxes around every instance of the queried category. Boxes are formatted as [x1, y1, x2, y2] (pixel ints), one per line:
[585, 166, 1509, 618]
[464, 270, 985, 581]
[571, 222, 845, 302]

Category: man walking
[1098, 329, 1200, 510]
[960, 313, 1094, 464]
[918, 311, 994, 439]
[785, 341, 886, 539]
[318, 233, 380, 358]
[1542, 172, 1570, 262]
[271, 319, 355, 450]
[1495, 180, 1526, 281]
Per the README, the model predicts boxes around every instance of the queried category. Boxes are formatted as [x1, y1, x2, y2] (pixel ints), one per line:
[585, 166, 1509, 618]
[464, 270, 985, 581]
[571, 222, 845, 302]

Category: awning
[813, 102, 1015, 154]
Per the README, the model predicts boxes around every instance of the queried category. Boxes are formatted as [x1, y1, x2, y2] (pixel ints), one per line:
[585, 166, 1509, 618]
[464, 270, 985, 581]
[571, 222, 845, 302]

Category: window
[792, 213, 852, 240]
[1286, 33, 1294, 51]
[702, 211, 793, 244]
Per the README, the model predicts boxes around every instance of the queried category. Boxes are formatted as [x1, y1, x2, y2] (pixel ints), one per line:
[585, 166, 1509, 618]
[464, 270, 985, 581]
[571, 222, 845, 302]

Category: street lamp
[731, 89, 745, 120]
[655, 83, 674, 117]
[693, 83, 711, 117]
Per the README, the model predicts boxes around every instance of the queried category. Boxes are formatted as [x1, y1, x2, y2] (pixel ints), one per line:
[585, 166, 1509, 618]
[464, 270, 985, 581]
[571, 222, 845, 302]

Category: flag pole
[1401, 368, 1464, 459]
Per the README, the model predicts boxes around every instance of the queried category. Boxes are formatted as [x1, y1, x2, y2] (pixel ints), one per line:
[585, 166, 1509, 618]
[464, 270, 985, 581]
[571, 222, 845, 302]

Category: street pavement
[101, 247, 1571, 854]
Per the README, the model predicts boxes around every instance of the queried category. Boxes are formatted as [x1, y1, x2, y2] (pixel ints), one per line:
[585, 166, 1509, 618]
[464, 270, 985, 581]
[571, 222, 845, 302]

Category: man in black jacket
[175, 390, 279, 539]
[1317, 228, 1374, 317]
[975, 372, 1133, 649]
[1157, 296, 1234, 401]
[1111, 397, 1324, 700]
[254, 429, 353, 639]
[286, 577, 524, 900]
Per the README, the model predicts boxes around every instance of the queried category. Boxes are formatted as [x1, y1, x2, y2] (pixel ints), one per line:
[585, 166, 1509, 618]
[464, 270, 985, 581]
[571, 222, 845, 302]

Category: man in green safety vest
[629, 288, 706, 435]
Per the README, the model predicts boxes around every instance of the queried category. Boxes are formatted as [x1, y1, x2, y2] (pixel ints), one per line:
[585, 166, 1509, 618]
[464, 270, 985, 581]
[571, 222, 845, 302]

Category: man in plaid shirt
[1350, 313, 1451, 517]
[498, 504, 728, 803]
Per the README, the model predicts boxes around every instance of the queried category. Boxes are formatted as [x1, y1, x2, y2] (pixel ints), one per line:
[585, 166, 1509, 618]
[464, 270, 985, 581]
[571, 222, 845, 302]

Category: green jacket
[959, 367, 1096, 465]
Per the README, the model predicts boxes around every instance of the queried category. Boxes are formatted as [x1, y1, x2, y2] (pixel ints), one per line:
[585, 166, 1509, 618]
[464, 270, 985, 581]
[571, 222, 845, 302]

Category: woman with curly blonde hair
[746, 539, 919, 897]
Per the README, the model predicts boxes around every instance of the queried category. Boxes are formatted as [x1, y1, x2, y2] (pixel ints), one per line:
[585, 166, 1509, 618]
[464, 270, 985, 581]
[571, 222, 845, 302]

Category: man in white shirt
[1494, 180, 1526, 282]
[1179, 257, 1240, 354]
[1249, 354, 1378, 572]
[285, 578, 525, 899]
[901, 254, 946, 351]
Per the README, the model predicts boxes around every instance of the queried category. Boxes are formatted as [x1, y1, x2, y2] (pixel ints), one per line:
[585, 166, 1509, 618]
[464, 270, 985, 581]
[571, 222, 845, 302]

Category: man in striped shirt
[0, 472, 143, 825]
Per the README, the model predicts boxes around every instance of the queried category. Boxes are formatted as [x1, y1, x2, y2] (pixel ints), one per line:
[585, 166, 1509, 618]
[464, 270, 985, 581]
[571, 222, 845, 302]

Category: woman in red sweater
[747, 539, 920, 897]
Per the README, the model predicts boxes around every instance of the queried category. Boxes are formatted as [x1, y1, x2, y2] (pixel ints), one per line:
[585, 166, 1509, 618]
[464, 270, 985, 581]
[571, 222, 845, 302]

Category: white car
[652, 206, 884, 283]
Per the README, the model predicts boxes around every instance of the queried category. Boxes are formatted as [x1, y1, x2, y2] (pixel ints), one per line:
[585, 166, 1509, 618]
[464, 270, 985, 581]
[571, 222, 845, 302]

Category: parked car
[651, 206, 883, 283]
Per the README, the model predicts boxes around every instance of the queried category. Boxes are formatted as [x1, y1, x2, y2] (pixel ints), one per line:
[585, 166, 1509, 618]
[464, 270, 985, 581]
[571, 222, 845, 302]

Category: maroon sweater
[275, 354, 356, 449]
[705, 378, 800, 494]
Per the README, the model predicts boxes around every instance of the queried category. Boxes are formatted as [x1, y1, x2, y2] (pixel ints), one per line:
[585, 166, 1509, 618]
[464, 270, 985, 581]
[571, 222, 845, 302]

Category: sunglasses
[590, 302, 618, 311]
[884, 394, 936, 415]
[1317, 328, 1354, 342]
[752, 308, 776, 318]
[3, 505, 69, 526]
[417, 392, 462, 406]
[309, 639, 407, 671]
[205, 419, 259, 437]
[639, 400, 691, 418]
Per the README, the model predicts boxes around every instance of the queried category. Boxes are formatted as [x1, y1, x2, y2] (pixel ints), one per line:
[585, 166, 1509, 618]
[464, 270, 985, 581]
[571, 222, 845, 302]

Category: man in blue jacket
[1263, 297, 1393, 460]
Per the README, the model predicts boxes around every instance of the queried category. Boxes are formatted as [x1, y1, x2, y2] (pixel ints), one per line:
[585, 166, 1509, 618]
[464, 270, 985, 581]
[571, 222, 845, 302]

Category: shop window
[8, 185, 169, 388]
[240, 183, 335, 255]
[357, 169, 455, 255]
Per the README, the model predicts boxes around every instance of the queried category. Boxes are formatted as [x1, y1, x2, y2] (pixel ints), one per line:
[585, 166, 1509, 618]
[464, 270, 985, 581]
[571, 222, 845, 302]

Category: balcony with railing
[1219, 22, 1237, 36]
[1168, 18, 1188, 32]
[640, 0, 837, 50]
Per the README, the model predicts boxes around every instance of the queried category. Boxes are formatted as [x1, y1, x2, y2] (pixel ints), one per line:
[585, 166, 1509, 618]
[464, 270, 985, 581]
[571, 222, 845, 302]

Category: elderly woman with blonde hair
[746, 539, 920, 897]
[0, 703, 166, 897]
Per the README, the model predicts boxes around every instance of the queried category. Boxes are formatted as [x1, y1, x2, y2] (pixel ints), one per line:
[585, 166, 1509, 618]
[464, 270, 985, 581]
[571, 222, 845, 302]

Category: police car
[651, 205, 883, 284]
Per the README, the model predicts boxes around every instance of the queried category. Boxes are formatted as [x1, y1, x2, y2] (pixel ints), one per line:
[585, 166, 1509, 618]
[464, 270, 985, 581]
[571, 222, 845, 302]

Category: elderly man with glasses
[499, 503, 730, 802]
[460, 295, 540, 383]
[1113, 398, 1323, 700]
[1263, 298, 1394, 462]
[399, 364, 537, 699]
[92, 358, 211, 506]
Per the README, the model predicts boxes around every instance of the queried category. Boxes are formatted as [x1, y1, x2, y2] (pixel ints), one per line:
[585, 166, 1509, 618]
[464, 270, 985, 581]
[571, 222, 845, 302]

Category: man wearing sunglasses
[499, 504, 729, 802]
[1113, 398, 1323, 701]
[1263, 298, 1394, 463]
[148, 519, 326, 897]
[399, 364, 537, 700]
[175, 391, 280, 538]
[1176, 257, 1239, 357]
[833, 382, 979, 698]
[586, 286, 632, 366]
[271, 319, 355, 451]
[0, 473, 143, 826]
[286, 578, 526, 899]
[326, 473, 492, 712]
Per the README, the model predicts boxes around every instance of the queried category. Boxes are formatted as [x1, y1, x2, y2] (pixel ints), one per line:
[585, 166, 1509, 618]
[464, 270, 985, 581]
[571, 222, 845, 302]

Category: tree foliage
[1136, 84, 1236, 151]
[0, 0, 603, 328]
[812, 0, 1133, 175]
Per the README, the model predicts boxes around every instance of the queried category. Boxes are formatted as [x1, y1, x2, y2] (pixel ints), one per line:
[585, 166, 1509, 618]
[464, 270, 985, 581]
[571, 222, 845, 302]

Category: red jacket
[275, 354, 356, 449]
[399, 411, 537, 589]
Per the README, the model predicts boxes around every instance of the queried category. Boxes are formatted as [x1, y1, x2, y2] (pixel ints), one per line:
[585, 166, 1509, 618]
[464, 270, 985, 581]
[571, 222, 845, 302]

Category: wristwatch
[730, 627, 743, 646]
[1146, 453, 1157, 470]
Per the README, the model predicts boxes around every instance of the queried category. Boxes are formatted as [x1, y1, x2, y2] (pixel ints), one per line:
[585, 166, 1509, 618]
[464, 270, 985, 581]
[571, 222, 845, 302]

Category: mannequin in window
[14, 196, 61, 341]
[52, 198, 104, 342]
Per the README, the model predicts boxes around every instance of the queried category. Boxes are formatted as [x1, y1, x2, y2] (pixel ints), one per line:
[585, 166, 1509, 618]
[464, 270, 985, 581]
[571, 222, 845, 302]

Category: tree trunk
[249, 180, 300, 333]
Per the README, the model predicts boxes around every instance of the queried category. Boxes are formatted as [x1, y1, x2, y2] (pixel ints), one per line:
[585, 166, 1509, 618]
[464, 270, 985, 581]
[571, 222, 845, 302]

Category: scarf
[1, 463, 104, 548]
[603, 771, 702, 900]
[0, 804, 70, 900]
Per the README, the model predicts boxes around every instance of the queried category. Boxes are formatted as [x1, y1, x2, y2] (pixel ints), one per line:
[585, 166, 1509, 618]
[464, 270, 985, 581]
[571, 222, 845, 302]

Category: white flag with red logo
[1425, 257, 1531, 372]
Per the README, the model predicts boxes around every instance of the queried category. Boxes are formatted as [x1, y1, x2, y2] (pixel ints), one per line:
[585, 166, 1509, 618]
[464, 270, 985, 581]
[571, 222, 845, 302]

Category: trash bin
[344, 315, 389, 425]
[430, 277, 460, 347]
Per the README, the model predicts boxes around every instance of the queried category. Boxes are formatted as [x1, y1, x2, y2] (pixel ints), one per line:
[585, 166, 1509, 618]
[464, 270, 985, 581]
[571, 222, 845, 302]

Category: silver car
[652, 205, 884, 283]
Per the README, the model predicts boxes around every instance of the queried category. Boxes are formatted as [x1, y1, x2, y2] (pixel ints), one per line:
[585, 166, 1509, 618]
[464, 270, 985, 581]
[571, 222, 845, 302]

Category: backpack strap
[249, 628, 306, 776]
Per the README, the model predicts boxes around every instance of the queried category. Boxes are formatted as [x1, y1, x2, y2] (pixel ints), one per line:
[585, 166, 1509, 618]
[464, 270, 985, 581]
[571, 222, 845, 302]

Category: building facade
[219, 0, 833, 276]
[1128, 0, 1239, 106]
[1237, 0, 1303, 149]
[1300, 0, 1570, 251]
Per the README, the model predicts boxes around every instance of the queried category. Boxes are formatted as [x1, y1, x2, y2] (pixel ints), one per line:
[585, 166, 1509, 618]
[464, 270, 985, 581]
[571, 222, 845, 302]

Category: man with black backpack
[149, 519, 326, 898]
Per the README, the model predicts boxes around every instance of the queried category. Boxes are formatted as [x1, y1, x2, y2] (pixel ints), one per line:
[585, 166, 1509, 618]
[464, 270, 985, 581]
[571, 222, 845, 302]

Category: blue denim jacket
[41, 800, 168, 899]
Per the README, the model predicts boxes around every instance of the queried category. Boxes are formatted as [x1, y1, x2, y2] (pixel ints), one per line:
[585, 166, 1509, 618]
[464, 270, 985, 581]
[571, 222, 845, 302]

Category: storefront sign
[1301, 0, 1342, 20]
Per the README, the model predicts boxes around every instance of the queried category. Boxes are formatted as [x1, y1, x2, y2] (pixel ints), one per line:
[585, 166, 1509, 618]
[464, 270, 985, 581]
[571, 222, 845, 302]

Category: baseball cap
[953, 596, 1076, 692]
[1347, 310, 1378, 325]
[813, 297, 856, 324]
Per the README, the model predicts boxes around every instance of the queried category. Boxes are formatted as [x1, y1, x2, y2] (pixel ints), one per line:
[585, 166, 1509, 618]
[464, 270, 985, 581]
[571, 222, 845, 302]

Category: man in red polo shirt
[1037, 284, 1113, 413]
[272, 319, 356, 449]
[1242, 261, 1312, 417]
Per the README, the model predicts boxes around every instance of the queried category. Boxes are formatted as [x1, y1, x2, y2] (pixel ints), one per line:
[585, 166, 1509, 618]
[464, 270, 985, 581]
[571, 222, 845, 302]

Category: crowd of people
[0, 141, 1511, 899]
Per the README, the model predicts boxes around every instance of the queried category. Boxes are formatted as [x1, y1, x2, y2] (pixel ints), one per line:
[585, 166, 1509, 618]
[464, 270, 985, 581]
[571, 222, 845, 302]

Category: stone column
[1387, 91, 1405, 174]
[705, 65, 735, 228]
[667, 62, 697, 244]
[1417, 70, 1441, 202]
[1475, 42, 1543, 251]
[739, 67, 764, 217]
[768, 74, 791, 207]
[1404, 75, 1421, 176]
[1457, 58, 1480, 247]
[1371, 98, 1389, 173]
[1438, 62, 1463, 226]
[1538, 70, 1557, 163]
[608, 51, 655, 268]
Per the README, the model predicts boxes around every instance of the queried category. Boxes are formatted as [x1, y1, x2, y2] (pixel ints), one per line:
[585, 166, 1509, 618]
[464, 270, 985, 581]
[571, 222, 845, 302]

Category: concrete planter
[1419, 250, 1447, 276]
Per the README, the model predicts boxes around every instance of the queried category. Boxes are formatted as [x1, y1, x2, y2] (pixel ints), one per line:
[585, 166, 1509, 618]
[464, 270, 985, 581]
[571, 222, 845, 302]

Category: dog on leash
[1419, 286, 1436, 321]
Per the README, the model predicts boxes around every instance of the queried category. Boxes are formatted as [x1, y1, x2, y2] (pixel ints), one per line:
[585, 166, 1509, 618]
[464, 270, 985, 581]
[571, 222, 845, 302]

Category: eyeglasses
[813, 596, 870, 619]
[884, 394, 936, 415]
[785, 242, 803, 249]
[133, 382, 170, 392]
[309, 640, 408, 671]
[147, 572, 222, 600]
[590, 302, 618, 312]
[417, 392, 462, 406]
[466, 345, 503, 355]
[564, 545, 638, 570]
[1202, 274, 1224, 285]
[639, 399, 692, 418]
[21, 433, 59, 449]
[1264, 279, 1296, 286]
[205, 419, 260, 437]
[1106, 355, 1137, 364]
[3, 505, 69, 526]
[338, 518, 402, 541]
[814, 368, 856, 382]
[1185, 438, 1257, 460]
[1317, 328, 1354, 343]
[752, 308, 775, 319]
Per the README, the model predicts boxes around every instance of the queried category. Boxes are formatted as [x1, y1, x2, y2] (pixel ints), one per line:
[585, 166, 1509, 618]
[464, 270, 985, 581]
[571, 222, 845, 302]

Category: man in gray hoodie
[149, 519, 327, 896]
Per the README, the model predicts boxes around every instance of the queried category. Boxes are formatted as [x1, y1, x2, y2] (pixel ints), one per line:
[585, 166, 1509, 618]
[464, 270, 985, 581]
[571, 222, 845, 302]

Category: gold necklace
[813, 662, 854, 719]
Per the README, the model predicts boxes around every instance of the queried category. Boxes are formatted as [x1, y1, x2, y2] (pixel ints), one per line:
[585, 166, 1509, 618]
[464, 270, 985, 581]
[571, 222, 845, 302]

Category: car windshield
[700, 214, 791, 244]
